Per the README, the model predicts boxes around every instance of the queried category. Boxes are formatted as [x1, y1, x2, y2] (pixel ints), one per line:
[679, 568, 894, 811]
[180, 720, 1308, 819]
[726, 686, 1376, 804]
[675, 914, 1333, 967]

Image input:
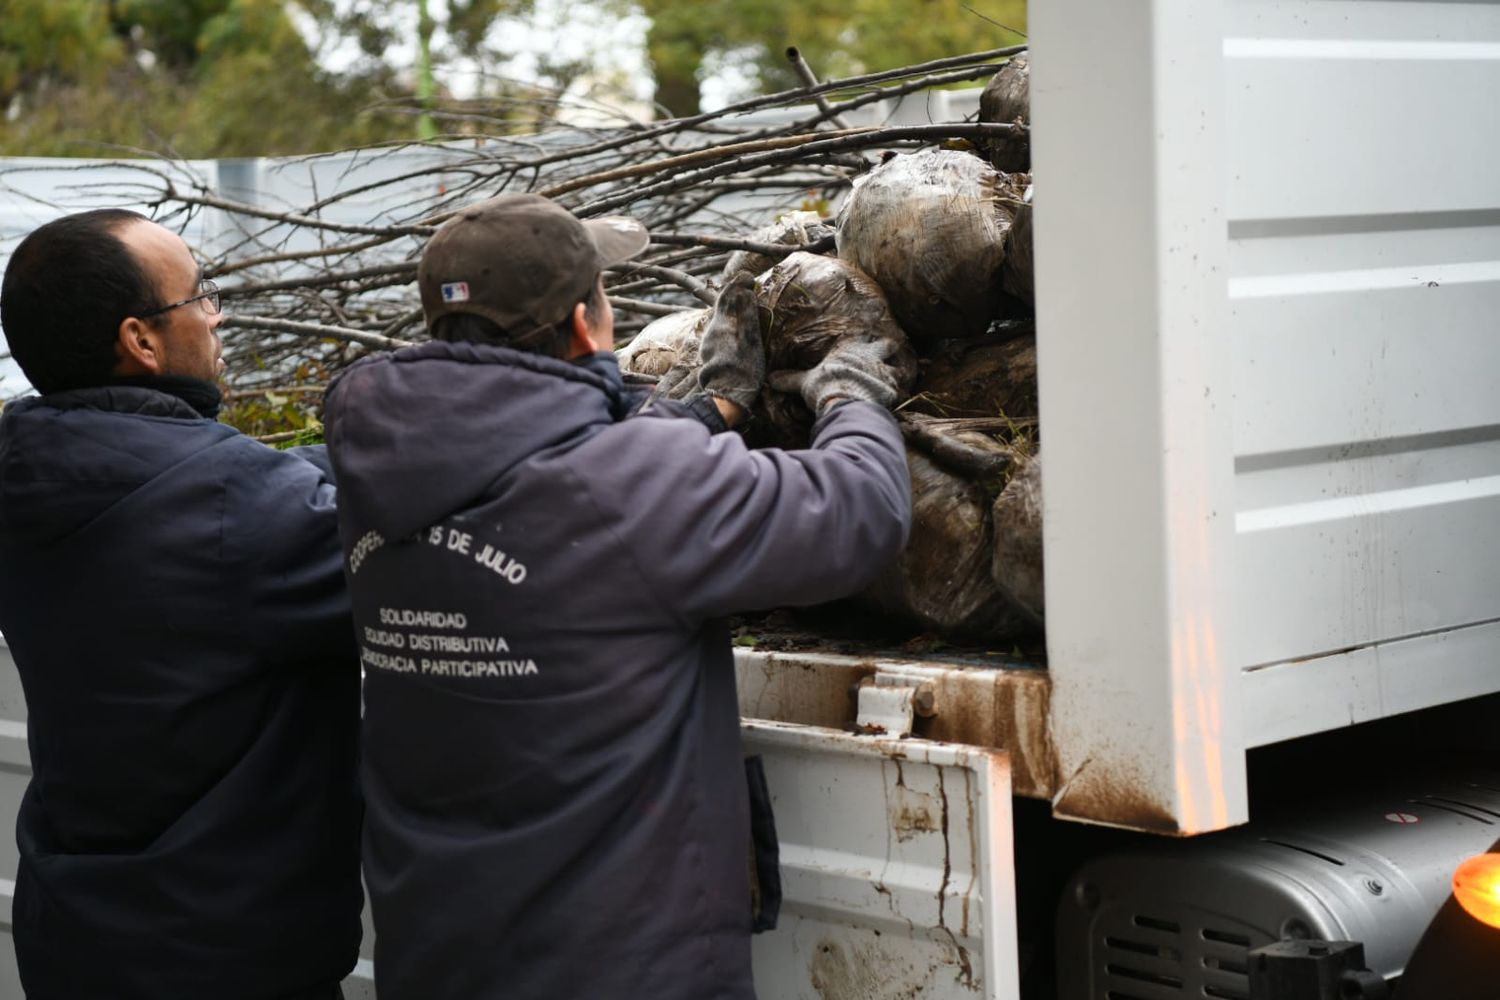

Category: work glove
[647, 343, 700, 402]
[649, 274, 763, 408]
[693, 272, 765, 411]
[769, 333, 904, 416]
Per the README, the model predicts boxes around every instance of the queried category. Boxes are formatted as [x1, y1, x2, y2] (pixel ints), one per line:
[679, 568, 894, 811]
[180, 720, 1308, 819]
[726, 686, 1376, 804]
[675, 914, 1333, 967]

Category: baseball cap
[418, 193, 649, 339]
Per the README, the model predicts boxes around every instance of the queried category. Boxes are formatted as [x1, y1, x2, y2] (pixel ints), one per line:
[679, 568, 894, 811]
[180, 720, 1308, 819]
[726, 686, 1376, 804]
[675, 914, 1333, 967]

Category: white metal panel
[1036, 0, 1500, 830]
[744, 721, 1018, 1000]
[1243, 618, 1500, 746]
[1228, 269, 1500, 454]
[0, 643, 1021, 999]
[345, 957, 376, 1000]
[1222, 0, 1500, 746]
[0, 878, 20, 1000]
[0, 637, 23, 995]
[1032, 0, 1247, 834]
[1223, 0, 1500, 222]
[1225, 47, 1500, 221]
[0, 635, 20, 883]
[1234, 477, 1500, 667]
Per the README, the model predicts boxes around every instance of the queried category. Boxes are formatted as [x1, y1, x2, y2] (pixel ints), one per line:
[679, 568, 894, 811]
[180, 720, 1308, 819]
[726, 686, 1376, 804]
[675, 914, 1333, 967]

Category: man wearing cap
[0, 209, 361, 998]
[323, 193, 912, 1000]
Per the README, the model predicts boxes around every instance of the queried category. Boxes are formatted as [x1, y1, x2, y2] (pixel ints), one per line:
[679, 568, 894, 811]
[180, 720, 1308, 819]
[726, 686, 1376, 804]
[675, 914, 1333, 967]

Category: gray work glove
[769, 334, 904, 416]
[693, 272, 765, 411]
[649, 274, 763, 407]
[649, 342, 701, 402]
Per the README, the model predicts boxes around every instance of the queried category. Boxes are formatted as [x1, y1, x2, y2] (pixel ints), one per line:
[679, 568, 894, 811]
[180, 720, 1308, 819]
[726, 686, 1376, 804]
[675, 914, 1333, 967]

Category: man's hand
[769, 334, 905, 416]
[695, 272, 765, 412]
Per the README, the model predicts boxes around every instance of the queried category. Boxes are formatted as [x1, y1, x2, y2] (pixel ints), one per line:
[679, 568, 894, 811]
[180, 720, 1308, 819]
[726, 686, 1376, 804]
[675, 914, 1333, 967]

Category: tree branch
[606, 262, 715, 305]
[220, 315, 414, 351]
[649, 232, 835, 257]
[578, 122, 1016, 216]
[210, 235, 409, 276]
[162, 182, 436, 238]
[608, 296, 697, 318]
[786, 47, 853, 130]
[221, 262, 416, 297]
[537, 127, 876, 200]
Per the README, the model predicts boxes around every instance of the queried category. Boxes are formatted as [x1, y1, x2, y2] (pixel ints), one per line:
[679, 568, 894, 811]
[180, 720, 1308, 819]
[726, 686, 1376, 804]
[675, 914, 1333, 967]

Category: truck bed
[736, 647, 1055, 798]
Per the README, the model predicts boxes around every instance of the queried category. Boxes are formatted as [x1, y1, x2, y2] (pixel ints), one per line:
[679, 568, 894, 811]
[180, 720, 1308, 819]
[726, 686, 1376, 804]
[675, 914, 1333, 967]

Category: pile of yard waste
[620, 56, 1042, 644]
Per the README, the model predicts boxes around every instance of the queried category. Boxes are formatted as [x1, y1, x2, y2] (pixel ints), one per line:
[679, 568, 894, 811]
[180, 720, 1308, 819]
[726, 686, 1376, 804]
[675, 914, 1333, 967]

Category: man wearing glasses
[0, 209, 361, 999]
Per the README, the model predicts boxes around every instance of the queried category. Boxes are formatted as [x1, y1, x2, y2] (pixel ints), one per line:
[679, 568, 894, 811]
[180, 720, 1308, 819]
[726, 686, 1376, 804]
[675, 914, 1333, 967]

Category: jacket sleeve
[286, 442, 337, 480]
[225, 440, 357, 667]
[584, 400, 912, 622]
[632, 393, 730, 433]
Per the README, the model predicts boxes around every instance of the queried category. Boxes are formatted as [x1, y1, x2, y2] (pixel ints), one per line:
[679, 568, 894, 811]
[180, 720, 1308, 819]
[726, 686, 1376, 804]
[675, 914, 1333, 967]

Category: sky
[306, 0, 754, 119]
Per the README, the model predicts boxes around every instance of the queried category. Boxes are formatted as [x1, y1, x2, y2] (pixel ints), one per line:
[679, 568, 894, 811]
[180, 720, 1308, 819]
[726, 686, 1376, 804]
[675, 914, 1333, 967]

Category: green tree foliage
[447, 0, 533, 59]
[636, 0, 1026, 116]
[0, 0, 417, 157]
[1, 0, 1022, 155]
[115, 0, 233, 70]
[0, 0, 123, 105]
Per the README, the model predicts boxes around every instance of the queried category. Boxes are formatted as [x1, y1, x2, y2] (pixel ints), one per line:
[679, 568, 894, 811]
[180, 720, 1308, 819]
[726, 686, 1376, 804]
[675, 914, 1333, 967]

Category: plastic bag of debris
[979, 54, 1030, 173]
[752, 251, 920, 447]
[861, 448, 1037, 640]
[616, 253, 919, 448]
[904, 331, 1038, 422]
[837, 148, 1031, 342]
[992, 450, 1044, 625]
[616, 308, 708, 377]
[854, 415, 1041, 641]
[722, 211, 835, 282]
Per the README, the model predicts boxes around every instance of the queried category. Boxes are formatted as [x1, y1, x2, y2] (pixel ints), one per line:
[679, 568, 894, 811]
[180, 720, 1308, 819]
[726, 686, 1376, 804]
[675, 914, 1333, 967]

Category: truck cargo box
[739, 0, 1500, 838]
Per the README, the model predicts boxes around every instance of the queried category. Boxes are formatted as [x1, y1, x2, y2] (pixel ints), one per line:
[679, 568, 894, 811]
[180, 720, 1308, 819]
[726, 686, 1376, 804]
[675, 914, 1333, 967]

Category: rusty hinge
[854, 669, 938, 738]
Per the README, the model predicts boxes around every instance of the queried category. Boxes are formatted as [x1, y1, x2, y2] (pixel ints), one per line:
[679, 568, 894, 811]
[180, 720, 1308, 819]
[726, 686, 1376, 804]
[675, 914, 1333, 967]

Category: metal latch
[855, 668, 937, 738]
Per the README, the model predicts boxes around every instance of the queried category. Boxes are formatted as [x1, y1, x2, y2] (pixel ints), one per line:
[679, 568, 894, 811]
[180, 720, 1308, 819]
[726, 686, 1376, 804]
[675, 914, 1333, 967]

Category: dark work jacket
[0, 383, 362, 999]
[323, 342, 911, 1000]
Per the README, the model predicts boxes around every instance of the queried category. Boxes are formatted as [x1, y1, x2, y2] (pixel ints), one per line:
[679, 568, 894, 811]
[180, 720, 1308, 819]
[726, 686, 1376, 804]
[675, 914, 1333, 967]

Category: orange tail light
[1453, 853, 1500, 930]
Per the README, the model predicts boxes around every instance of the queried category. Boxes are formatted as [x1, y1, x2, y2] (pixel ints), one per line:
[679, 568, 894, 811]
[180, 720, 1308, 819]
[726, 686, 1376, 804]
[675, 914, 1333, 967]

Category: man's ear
[566, 301, 601, 359]
[114, 316, 164, 376]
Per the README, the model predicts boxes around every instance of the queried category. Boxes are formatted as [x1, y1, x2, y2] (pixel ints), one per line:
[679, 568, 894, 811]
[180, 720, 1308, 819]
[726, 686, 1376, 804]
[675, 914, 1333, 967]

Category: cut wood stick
[220, 315, 413, 351]
[786, 47, 853, 130]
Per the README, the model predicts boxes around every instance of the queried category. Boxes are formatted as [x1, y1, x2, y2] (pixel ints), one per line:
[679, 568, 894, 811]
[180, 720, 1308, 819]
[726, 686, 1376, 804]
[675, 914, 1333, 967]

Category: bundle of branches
[0, 45, 1026, 431]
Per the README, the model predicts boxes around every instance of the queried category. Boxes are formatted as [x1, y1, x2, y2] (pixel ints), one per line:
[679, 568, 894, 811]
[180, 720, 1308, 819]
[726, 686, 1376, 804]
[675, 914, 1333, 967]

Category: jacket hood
[324, 340, 626, 539]
[0, 386, 236, 545]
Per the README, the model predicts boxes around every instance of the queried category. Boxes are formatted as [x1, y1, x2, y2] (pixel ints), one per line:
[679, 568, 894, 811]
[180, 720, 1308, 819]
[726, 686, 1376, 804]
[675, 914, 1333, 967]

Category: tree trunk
[645, 23, 703, 117]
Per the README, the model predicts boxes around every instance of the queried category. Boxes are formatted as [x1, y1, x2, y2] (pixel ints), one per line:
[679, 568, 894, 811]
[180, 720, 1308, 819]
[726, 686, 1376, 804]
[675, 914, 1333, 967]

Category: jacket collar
[325, 339, 630, 541]
[21, 376, 222, 420]
[375, 340, 631, 419]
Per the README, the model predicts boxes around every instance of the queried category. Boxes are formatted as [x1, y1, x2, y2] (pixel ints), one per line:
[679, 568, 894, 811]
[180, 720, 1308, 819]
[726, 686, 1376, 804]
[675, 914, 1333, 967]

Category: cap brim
[585, 216, 650, 268]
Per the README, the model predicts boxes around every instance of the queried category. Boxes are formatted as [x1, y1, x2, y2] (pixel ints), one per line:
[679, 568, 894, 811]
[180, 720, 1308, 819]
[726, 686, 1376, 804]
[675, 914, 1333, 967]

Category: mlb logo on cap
[441, 282, 471, 303]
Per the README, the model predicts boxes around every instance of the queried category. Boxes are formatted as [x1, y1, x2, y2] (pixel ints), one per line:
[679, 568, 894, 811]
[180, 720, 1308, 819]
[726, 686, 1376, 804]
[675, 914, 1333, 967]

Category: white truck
[735, 1, 1500, 997]
[0, 1, 1497, 997]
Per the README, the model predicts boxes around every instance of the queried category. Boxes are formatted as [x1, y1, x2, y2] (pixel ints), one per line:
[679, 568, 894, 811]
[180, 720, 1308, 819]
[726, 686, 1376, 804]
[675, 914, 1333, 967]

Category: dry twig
[47, 47, 1028, 427]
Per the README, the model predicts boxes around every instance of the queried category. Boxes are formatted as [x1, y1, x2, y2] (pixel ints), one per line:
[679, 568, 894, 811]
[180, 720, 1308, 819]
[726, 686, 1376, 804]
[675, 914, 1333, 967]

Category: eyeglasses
[140, 278, 220, 319]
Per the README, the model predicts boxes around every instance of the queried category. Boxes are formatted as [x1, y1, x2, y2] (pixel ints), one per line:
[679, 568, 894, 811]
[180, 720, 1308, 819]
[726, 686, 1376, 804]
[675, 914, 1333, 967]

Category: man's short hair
[1, 209, 158, 393]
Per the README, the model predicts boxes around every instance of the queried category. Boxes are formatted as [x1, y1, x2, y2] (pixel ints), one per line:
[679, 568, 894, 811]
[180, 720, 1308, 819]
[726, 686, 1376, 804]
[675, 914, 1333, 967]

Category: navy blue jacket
[0, 382, 362, 999]
[323, 342, 910, 1000]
